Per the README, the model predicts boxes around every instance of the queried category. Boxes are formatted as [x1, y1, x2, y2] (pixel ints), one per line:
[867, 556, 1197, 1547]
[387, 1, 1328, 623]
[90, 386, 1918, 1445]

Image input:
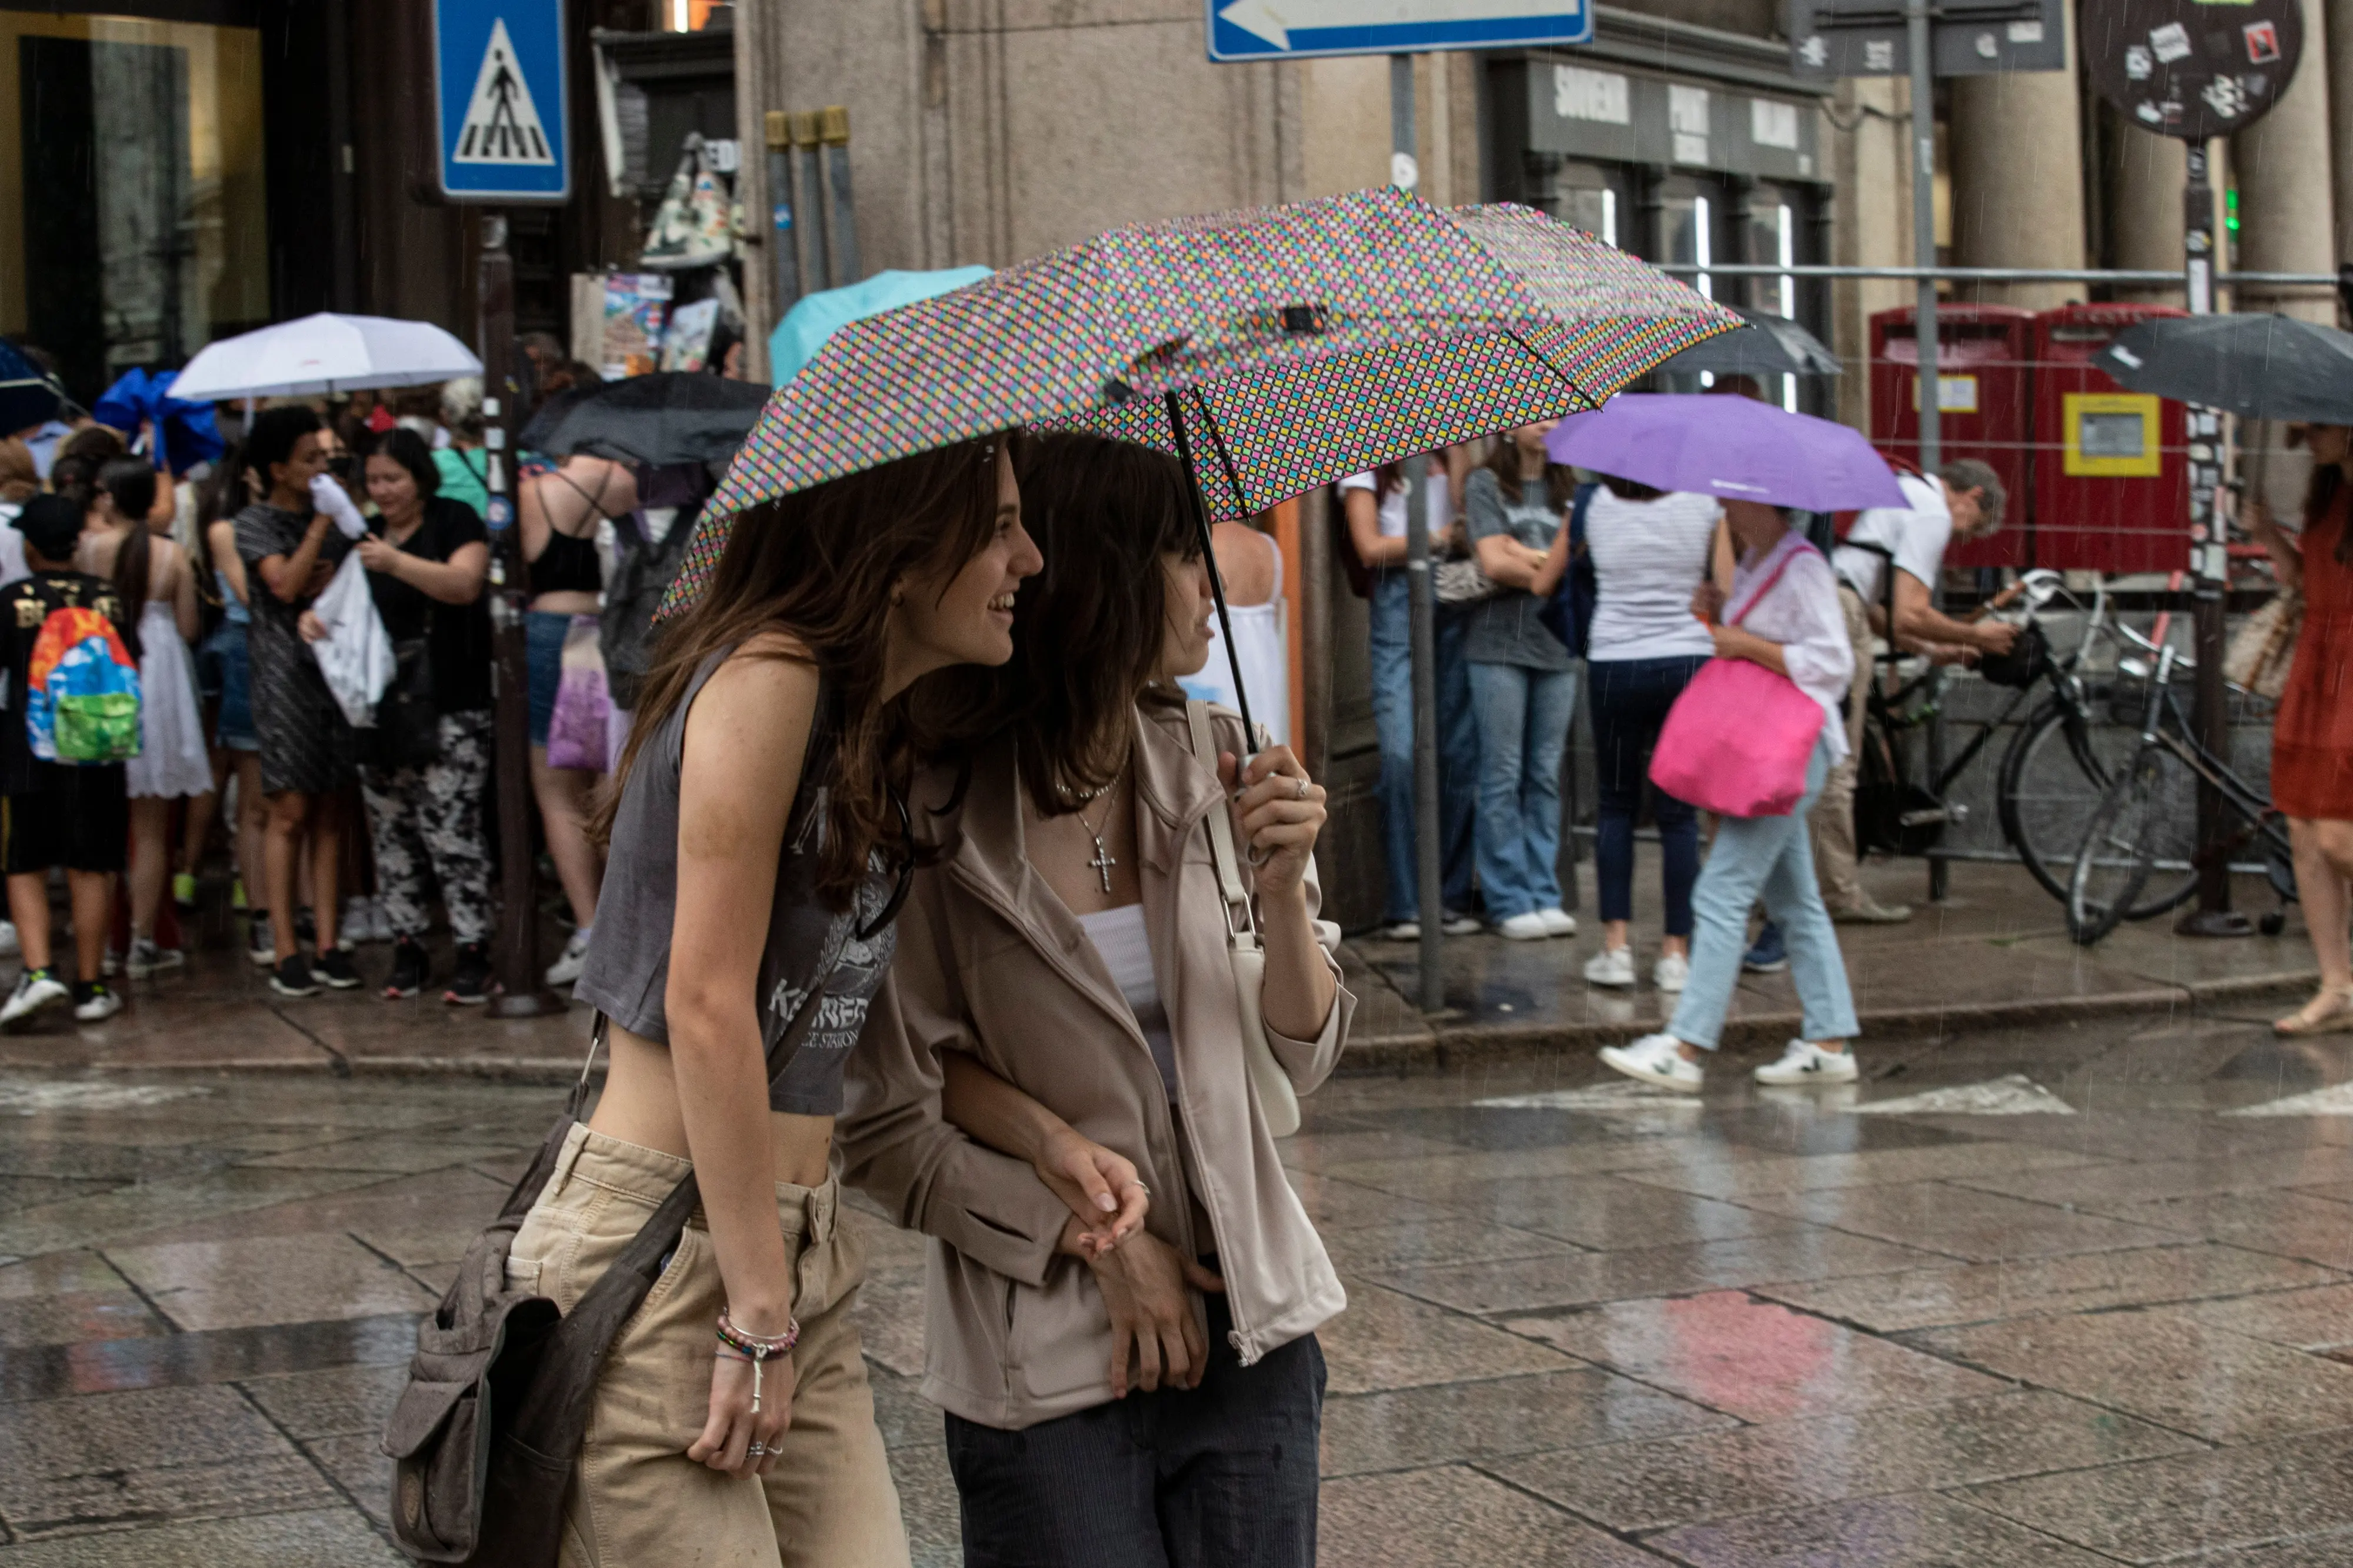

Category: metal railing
[1655, 263, 2337, 288]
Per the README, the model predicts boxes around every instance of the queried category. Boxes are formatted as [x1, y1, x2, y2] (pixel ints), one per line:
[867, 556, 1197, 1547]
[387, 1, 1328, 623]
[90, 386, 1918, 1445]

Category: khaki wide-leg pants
[508, 1123, 909, 1568]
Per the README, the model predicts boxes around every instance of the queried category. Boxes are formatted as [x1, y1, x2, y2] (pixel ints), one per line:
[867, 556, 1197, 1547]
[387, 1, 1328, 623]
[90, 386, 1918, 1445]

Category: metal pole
[765, 110, 802, 320]
[478, 213, 562, 1016]
[789, 110, 829, 292]
[1164, 391, 1258, 743]
[2177, 141, 2248, 936]
[820, 105, 862, 286]
[1393, 54, 1442, 1013]
[1906, 0, 1939, 476]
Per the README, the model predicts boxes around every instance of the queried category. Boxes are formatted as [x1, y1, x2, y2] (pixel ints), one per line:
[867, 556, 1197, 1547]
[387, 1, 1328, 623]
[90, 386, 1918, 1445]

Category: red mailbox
[1869, 305, 2033, 570]
[2030, 303, 2188, 575]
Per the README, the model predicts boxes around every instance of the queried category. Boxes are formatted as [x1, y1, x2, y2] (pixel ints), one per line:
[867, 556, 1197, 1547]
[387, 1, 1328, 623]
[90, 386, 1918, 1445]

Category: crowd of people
[1351, 406, 2014, 1089]
[0, 348, 696, 1028]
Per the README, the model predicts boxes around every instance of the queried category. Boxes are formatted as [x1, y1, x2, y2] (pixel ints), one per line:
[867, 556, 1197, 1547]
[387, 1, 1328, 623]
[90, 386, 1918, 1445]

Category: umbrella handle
[1164, 391, 1260, 760]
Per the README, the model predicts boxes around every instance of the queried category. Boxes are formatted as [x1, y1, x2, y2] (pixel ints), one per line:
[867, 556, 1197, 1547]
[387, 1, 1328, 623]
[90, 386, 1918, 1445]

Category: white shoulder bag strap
[1184, 699, 1301, 1138]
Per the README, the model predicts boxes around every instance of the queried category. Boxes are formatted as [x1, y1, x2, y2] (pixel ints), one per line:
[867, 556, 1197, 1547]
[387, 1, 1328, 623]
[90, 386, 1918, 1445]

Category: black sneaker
[71, 980, 123, 1022]
[270, 953, 320, 997]
[294, 908, 318, 950]
[313, 949, 362, 990]
[382, 938, 429, 1000]
[444, 942, 494, 1006]
[246, 914, 277, 968]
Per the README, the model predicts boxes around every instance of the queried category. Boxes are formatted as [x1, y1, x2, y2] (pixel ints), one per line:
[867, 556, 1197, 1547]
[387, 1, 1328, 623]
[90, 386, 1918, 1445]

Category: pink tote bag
[1648, 545, 1827, 819]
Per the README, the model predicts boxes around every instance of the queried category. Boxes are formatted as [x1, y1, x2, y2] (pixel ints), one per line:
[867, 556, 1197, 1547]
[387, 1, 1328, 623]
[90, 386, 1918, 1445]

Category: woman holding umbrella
[841, 432, 1347, 1567]
[506, 433, 1044, 1566]
[2245, 424, 2353, 1036]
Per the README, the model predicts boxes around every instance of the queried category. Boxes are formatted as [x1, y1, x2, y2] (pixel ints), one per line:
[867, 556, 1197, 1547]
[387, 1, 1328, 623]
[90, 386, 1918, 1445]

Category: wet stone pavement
[3, 1006, 2353, 1564]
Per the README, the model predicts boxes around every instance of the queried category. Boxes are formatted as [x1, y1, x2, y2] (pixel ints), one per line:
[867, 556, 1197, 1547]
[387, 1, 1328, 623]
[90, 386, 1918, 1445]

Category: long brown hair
[908, 432, 1199, 815]
[2304, 427, 2353, 565]
[1482, 428, 1579, 511]
[95, 458, 158, 660]
[595, 433, 1020, 906]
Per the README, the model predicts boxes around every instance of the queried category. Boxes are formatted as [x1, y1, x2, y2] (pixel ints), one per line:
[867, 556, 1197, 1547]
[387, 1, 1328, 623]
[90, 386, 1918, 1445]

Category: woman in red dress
[2249, 423, 2353, 1035]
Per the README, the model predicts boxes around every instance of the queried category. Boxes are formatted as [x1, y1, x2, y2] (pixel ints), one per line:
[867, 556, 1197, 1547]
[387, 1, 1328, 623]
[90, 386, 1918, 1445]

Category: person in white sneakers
[1598, 499, 1861, 1093]
[1461, 428, 1581, 941]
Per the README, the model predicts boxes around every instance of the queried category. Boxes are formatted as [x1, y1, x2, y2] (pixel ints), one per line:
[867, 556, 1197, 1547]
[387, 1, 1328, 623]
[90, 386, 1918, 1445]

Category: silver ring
[1294, 778, 1310, 800]
[748, 1443, 766, 1457]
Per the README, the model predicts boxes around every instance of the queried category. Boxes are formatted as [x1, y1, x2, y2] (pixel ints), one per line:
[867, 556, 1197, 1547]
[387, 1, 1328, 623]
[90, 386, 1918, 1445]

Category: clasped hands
[1037, 1125, 1223, 1398]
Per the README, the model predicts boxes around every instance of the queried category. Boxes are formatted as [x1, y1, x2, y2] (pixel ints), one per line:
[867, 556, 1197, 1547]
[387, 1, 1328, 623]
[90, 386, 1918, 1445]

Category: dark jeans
[1589, 654, 1708, 936]
[944, 1293, 1325, 1568]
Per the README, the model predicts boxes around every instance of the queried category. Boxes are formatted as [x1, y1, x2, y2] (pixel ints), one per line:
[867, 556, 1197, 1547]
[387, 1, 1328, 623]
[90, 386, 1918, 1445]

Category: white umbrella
[169, 312, 482, 401]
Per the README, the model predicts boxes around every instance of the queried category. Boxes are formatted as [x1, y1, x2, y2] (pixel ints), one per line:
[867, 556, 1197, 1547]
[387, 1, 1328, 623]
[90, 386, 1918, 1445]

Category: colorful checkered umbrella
[667, 188, 1735, 615]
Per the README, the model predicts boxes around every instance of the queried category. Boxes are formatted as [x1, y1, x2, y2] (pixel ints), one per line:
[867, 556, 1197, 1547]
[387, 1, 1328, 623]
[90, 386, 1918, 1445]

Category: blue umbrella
[0, 338, 64, 436]
[768, 266, 994, 388]
[92, 368, 224, 476]
[1547, 393, 1905, 512]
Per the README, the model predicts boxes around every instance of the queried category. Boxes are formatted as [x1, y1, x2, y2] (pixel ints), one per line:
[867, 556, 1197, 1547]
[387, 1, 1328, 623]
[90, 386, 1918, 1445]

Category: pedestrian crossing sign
[433, 1, 570, 202]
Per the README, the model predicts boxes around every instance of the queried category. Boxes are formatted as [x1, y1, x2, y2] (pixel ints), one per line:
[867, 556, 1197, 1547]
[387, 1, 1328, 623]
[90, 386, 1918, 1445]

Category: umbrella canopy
[91, 368, 224, 476]
[0, 338, 64, 435]
[1548, 393, 1907, 512]
[519, 372, 770, 468]
[671, 186, 1736, 616]
[1654, 306, 1841, 379]
[770, 266, 995, 388]
[170, 312, 483, 401]
[2098, 314, 2353, 424]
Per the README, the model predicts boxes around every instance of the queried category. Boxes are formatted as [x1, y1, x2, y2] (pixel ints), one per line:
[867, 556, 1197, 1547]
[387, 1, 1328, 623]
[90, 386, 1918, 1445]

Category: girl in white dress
[81, 458, 214, 977]
[1176, 518, 1289, 745]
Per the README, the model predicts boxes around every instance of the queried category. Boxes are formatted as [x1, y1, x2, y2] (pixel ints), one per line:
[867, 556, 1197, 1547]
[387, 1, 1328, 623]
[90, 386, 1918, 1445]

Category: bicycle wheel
[2000, 699, 2199, 917]
[2068, 748, 2168, 945]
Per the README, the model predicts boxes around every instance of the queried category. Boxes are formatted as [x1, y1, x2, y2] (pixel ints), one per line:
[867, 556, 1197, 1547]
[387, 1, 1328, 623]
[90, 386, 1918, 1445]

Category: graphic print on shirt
[766, 856, 898, 1064]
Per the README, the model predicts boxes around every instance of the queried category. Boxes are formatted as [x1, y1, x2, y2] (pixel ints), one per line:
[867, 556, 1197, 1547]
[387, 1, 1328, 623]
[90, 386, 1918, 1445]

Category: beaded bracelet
[715, 1309, 801, 1418]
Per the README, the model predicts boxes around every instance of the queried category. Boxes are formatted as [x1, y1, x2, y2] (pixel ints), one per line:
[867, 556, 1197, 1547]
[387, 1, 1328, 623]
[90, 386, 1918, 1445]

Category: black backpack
[599, 497, 699, 710]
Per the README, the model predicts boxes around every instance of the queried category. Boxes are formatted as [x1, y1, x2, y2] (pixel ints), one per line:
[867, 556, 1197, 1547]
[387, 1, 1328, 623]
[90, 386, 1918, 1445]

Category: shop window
[2, 9, 266, 403]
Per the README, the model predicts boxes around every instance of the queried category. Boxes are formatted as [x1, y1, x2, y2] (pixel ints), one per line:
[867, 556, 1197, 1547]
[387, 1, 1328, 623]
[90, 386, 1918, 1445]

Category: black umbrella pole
[1165, 393, 1259, 749]
[478, 215, 564, 1016]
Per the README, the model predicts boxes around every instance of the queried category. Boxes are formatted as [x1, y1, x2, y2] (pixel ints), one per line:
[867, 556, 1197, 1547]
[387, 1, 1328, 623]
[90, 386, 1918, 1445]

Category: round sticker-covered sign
[2083, 0, 2304, 142]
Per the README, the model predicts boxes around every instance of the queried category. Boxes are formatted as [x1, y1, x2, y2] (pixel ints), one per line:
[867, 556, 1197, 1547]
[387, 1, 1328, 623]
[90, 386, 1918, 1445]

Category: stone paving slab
[0, 1004, 2349, 1560]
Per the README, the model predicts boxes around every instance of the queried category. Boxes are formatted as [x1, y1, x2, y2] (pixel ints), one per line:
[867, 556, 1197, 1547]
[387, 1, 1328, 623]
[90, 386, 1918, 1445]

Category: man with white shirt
[1810, 459, 2012, 927]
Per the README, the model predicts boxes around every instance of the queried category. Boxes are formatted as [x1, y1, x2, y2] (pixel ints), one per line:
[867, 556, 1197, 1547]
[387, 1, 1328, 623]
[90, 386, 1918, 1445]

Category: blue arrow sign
[433, 1, 571, 202]
[1208, 0, 1591, 61]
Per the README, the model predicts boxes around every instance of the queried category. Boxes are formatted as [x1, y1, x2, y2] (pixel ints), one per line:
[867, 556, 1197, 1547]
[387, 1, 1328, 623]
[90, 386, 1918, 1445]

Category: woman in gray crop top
[500, 435, 1064, 1565]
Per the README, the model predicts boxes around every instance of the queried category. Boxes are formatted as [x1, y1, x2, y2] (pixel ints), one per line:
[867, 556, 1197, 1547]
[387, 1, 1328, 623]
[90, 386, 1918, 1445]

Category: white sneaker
[1584, 946, 1636, 988]
[1654, 952, 1691, 993]
[1537, 907, 1577, 938]
[1441, 910, 1483, 936]
[1378, 920, 1420, 940]
[1598, 1032, 1704, 1092]
[73, 983, 123, 1023]
[1, 969, 68, 1029]
[1754, 1038, 1860, 1085]
[545, 928, 593, 987]
[0, 921, 17, 958]
[1495, 912, 1552, 941]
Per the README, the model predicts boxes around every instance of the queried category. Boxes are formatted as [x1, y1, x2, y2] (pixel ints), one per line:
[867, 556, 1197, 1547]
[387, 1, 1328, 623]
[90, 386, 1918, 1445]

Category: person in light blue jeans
[1461, 426, 1580, 939]
[1345, 466, 1479, 936]
[1600, 502, 1862, 1090]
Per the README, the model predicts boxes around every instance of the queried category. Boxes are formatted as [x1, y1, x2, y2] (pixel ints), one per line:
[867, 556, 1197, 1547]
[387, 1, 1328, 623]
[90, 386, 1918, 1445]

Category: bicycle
[1853, 565, 2189, 915]
[2064, 620, 2296, 946]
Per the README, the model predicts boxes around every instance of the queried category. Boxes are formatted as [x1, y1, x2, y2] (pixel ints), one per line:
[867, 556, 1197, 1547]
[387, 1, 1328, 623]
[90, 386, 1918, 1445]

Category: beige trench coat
[838, 699, 1353, 1430]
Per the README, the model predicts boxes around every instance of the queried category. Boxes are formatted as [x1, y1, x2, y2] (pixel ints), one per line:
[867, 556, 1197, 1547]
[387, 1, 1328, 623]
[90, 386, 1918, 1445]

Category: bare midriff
[585, 1020, 836, 1188]
[525, 589, 601, 616]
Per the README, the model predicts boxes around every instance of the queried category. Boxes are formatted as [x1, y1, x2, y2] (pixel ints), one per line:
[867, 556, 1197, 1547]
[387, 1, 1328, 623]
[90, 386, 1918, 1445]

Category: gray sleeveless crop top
[571, 650, 899, 1116]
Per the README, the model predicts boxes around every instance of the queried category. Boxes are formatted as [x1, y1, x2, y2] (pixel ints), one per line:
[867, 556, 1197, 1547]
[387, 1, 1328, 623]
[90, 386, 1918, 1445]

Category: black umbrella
[2097, 314, 2353, 424]
[0, 338, 64, 435]
[519, 372, 770, 467]
[1655, 306, 1841, 379]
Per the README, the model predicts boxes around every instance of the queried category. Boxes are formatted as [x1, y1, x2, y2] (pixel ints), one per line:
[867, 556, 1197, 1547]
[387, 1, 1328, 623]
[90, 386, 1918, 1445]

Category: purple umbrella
[1546, 393, 1906, 511]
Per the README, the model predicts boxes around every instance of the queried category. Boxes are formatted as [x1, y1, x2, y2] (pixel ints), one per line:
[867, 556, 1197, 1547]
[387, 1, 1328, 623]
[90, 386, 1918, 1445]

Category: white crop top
[1077, 904, 1176, 1100]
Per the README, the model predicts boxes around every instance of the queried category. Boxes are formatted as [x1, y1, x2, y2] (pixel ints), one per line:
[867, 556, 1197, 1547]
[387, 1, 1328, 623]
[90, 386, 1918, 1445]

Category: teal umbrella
[768, 266, 994, 388]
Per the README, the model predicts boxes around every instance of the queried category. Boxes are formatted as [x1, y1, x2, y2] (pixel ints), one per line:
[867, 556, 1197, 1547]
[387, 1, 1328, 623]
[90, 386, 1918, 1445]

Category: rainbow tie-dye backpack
[26, 605, 141, 764]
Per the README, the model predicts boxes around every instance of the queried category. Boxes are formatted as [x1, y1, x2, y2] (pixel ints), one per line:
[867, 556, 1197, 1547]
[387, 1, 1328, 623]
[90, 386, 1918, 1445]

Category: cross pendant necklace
[1078, 789, 1118, 894]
